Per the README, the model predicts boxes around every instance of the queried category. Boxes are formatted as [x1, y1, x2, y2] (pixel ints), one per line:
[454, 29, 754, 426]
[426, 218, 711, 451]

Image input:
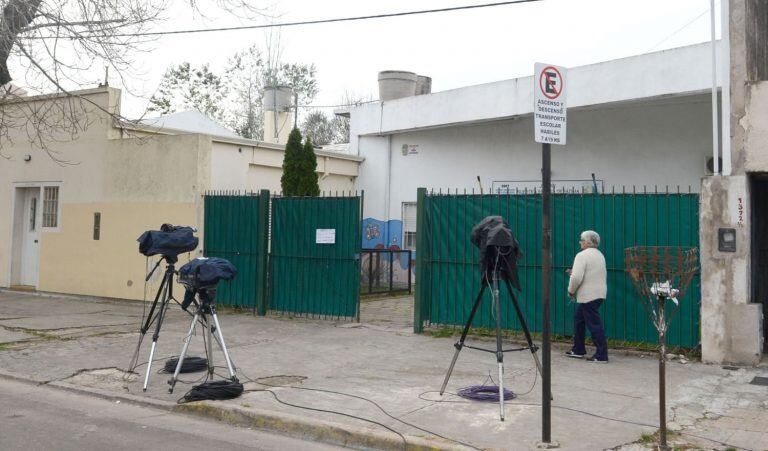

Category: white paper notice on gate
[316, 229, 336, 244]
[534, 63, 567, 145]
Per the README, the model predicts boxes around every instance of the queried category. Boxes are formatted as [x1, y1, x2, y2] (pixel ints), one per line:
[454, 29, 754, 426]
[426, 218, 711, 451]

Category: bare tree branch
[0, 0, 271, 162]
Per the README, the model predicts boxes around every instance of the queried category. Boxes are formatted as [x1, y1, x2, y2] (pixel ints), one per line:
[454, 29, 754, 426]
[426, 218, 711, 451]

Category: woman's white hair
[581, 230, 600, 247]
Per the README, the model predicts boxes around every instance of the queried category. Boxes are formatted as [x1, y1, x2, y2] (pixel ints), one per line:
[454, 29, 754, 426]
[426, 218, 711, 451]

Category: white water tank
[263, 85, 294, 112]
[416, 75, 432, 95]
[378, 71, 417, 101]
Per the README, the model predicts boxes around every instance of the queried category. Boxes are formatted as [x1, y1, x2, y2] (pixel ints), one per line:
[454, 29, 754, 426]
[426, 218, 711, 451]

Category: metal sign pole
[541, 142, 552, 443]
[534, 62, 566, 448]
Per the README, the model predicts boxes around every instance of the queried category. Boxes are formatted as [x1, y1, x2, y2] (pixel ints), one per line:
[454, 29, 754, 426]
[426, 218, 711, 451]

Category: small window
[402, 202, 417, 250]
[43, 186, 59, 228]
[93, 212, 101, 240]
[29, 197, 37, 231]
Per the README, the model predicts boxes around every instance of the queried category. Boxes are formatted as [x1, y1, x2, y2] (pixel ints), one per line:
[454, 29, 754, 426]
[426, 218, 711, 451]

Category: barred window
[402, 202, 417, 250]
[43, 186, 59, 228]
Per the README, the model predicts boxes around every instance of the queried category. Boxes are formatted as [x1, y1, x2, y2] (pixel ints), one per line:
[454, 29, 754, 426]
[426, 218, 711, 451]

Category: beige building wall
[1, 89, 211, 300]
[211, 139, 360, 194]
[1, 87, 362, 301]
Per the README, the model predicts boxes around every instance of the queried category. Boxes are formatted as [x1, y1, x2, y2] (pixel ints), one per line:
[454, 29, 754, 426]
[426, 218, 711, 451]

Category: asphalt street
[0, 377, 342, 451]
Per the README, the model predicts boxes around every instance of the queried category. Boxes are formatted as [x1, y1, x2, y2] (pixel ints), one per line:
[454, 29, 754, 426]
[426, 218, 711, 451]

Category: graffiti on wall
[361, 217, 414, 275]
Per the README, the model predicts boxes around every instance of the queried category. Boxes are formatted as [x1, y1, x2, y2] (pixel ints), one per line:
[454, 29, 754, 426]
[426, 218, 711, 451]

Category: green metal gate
[203, 191, 269, 313]
[414, 187, 701, 348]
[268, 195, 362, 319]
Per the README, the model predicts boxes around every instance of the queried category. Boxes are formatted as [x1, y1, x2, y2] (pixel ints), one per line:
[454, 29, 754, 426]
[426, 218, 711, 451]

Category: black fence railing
[361, 249, 413, 295]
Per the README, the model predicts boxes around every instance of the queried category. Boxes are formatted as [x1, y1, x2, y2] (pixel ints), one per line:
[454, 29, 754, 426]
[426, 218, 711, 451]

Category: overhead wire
[68, 1, 544, 39]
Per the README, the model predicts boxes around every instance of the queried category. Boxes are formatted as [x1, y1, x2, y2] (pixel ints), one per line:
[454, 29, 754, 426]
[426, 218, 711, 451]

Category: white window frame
[12, 182, 62, 232]
[42, 185, 60, 229]
[402, 202, 417, 251]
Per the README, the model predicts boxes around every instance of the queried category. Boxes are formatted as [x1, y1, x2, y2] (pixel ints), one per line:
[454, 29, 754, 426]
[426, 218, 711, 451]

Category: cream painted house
[1, 87, 362, 300]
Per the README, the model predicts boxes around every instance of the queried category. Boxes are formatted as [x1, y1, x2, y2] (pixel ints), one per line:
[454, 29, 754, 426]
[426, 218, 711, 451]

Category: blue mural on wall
[361, 218, 414, 275]
[362, 218, 403, 249]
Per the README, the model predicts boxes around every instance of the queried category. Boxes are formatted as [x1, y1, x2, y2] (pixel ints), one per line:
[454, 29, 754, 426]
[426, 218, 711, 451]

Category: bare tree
[148, 63, 227, 122]
[0, 0, 267, 162]
[300, 92, 372, 145]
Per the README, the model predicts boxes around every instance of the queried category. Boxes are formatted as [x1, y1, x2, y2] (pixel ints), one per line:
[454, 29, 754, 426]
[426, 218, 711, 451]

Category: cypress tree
[280, 128, 303, 196]
[299, 137, 320, 196]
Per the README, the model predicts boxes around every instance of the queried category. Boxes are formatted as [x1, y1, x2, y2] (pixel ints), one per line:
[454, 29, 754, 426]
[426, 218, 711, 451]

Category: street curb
[175, 401, 470, 451]
[0, 370, 472, 451]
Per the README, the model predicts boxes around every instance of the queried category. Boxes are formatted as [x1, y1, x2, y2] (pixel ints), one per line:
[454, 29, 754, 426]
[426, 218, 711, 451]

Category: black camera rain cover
[471, 216, 523, 290]
[179, 257, 238, 289]
[137, 226, 199, 258]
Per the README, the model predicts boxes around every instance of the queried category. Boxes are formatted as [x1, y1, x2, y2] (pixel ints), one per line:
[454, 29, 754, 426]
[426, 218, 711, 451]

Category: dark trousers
[571, 298, 608, 360]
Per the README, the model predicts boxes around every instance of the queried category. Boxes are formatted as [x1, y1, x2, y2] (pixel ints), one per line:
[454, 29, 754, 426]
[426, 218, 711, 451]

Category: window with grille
[43, 186, 59, 228]
[402, 202, 417, 250]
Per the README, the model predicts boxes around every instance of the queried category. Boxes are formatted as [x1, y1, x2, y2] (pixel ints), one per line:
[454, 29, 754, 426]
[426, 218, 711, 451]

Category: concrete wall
[700, 176, 761, 364]
[698, 0, 766, 364]
[356, 95, 713, 224]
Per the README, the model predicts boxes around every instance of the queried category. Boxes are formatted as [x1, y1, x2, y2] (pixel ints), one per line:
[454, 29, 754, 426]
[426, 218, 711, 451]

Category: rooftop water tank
[378, 71, 417, 101]
[263, 85, 294, 112]
[416, 75, 432, 95]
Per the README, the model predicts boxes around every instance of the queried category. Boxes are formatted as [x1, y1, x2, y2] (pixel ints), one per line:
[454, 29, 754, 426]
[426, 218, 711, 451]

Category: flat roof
[351, 42, 723, 136]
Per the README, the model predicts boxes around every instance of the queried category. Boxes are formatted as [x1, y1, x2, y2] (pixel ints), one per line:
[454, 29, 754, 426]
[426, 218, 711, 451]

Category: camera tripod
[439, 270, 543, 421]
[129, 255, 190, 391]
[167, 288, 238, 393]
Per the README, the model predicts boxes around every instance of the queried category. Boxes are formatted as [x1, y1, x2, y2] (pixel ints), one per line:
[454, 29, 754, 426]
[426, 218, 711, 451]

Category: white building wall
[358, 95, 712, 222]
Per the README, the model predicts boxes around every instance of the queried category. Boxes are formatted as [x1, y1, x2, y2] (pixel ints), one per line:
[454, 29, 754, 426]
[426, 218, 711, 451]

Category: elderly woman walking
[565, 230, 609, 363]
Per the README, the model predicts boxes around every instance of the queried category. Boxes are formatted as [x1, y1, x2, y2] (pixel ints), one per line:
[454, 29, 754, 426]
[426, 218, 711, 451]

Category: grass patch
[0, 343, 10, 351]
[424, 327, 455, 338]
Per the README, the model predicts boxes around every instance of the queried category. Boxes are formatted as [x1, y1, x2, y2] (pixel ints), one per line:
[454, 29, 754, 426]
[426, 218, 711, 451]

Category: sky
[88, 0, 723, 118]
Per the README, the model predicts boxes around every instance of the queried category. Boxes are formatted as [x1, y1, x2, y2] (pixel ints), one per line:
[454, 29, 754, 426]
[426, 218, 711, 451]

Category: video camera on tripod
[168, 257, 240, 394]
[131, 224, 200, 391]
[440, 216, 541, 421]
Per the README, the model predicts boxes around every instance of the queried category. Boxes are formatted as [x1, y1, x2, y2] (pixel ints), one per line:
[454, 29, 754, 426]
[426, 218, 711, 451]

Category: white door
[20, 188, 40, 286]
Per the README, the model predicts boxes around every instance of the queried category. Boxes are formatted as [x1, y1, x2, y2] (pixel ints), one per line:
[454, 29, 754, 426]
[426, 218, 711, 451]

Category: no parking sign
[534, 63, 567, 145]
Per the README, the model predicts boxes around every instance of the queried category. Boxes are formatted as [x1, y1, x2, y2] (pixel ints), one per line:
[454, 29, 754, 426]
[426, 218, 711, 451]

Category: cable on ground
[162, 356, 208, 373]
[178, 379, 244, 403]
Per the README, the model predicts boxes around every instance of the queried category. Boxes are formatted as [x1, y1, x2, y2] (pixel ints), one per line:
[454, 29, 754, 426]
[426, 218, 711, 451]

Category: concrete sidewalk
[0, 290, 766, 450]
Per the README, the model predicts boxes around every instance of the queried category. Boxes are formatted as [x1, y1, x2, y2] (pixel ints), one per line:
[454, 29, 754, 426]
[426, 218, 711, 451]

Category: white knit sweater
[567, 247, 607, 303]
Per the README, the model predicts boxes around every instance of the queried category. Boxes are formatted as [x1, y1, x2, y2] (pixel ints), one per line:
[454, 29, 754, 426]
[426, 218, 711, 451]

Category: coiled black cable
[179, 379, 244, 403]
[163, 356, 208, 373]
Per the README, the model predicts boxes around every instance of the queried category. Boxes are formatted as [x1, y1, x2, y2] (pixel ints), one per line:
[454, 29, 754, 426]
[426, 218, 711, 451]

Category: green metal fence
[203, 190, 269, 313]
[414, 187, 701, 348]
[268, 194, 362, 319]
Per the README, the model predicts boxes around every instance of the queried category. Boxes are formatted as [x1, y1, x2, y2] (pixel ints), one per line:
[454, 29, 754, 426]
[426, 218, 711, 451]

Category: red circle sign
[539, 66, 563, 100]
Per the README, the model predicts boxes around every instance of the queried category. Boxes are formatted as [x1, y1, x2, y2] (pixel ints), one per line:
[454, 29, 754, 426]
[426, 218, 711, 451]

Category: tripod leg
[440, 283, 487, 396]
[493, 278, 505, 422]
[128, 273, 168, 372]
[168, 311, 199, 394]
[143, 274, 172, 392]
[205, 312, 215, 377]
[211, 310, 237, 380]
[504, 280, 544, 377]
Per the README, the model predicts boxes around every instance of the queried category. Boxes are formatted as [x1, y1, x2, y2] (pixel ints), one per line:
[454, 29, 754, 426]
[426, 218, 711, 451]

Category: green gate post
[414, 187, 427, 333]
[255, 189, 270, 316]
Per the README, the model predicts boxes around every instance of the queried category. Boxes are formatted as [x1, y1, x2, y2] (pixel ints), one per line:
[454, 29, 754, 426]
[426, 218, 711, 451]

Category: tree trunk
[0, 0, 43, 85]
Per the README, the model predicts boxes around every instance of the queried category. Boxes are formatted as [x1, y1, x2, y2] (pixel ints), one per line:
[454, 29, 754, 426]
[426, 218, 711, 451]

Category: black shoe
[586, 357, 608, 363]
[565, 351, 585, 359]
